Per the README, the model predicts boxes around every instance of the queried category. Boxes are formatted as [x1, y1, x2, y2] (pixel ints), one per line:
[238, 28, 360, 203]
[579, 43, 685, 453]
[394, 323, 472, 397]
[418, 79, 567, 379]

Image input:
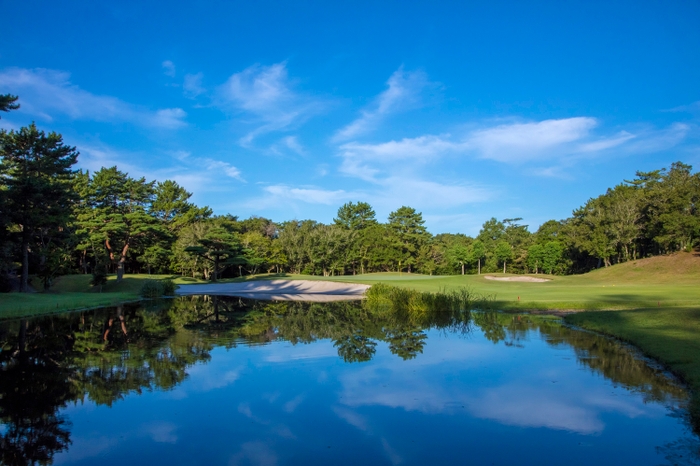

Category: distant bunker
[483, 275, 551, 283]
[176, 279, 371, 302]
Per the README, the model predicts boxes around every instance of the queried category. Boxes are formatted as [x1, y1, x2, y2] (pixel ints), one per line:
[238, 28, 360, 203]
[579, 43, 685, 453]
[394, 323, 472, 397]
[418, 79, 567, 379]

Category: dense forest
[1, 93, 699, 291]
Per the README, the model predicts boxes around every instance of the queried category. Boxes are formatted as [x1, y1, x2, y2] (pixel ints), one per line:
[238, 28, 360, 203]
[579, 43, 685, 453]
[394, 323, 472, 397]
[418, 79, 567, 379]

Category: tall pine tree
[0, 123, 78, 291]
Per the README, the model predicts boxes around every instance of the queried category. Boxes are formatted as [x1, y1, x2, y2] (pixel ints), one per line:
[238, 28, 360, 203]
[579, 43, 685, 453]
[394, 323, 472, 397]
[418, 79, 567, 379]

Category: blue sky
[1, 1, 699, 234]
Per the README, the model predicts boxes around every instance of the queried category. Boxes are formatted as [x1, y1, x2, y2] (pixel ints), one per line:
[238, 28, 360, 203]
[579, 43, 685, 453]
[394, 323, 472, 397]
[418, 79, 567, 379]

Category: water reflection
[0, 297, 697, 465]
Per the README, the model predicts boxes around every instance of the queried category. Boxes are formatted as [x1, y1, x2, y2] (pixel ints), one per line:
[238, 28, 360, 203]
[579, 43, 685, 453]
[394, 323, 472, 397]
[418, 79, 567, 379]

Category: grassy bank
[0, 274, 205, 319]
[565, 307, 700, 431]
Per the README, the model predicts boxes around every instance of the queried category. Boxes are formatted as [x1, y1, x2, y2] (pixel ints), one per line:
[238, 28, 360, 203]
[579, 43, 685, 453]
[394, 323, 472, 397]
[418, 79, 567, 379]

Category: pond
[0, 297, 698, 465]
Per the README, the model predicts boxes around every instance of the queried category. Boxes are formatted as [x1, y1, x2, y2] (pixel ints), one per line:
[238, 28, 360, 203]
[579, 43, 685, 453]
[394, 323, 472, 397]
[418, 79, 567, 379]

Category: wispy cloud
[337, 117, 688, 182]
[183, 72, 205, 98]
[664, 100, 700, 115]
[241, 177, 489, 219]
[162, 60, 176, 77]
[204, 159, 245, 181]
[270, 135, 306, 157]
[216, 62, 325, 146]
[333, 67, 438, 142]
[621, 122, 690, 154]
[339, 135, 459, 181]
[263, 185, 357, 205]
[0, 67, 187, 129]
[467, 117, 598, 162]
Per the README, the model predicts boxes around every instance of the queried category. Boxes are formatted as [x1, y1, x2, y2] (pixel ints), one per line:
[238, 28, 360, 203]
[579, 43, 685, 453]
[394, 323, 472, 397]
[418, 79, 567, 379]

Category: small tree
[448, 244, 470, 275]
[184, 226, 246, 281]
[494, 241, 514, 274]
[469, 240, 486, 275]
[527, 244, 545, 274]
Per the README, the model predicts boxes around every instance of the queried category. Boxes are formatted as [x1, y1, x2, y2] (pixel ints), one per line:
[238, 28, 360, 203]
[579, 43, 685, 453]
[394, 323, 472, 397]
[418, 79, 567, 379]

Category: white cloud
[216, 62, 324, 146]
[183, 72, 205, 98]
[338, 136, 461, 181]
[335, 116, 687, 186]
[664, 100, 700, 115]
[162, 60, 176, 77]
[0, 67, 187, 129]
[282, 135, 305, 155]
[76, 144, 143, 175]
[263, 185, 357, 205]
[622, 122, 690, 154]
[333, 67, 437, 142]
[467, 117, 598, 162]
[204, 159, 245, 181]
[153, 108, 188, 129]
[376, 177, 490, 210]
[529, 166, 572, 179]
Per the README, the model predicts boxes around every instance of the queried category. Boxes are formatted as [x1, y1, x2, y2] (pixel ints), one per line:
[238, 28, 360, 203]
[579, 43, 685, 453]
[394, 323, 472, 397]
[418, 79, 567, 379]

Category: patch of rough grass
[364, 283, 492, 314]
[566, 307, 700, 433]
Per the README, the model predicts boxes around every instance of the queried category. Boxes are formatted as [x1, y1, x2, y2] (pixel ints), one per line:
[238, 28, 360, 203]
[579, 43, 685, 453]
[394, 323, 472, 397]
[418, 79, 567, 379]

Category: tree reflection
[0, 299, 695, 464]
[0, 320, 74, 465]
[470, 312, 688, 403]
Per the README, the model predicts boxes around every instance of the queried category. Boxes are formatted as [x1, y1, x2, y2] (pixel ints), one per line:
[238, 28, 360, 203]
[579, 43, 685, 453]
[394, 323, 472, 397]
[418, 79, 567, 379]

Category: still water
[0, 297, 698, 465]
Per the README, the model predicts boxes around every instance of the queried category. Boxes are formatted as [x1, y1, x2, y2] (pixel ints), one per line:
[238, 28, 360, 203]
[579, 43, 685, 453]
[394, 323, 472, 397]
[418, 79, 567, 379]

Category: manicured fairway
[269, 271, 699, 310]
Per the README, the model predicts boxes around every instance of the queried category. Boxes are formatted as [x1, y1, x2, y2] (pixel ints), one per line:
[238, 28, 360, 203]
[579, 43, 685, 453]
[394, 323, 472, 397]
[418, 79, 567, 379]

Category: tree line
[1, 93, 699, 291]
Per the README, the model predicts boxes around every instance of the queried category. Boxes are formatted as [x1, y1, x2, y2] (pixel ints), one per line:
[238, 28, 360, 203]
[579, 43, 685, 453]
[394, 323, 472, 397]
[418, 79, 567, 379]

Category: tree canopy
[1, 97, 698, 285]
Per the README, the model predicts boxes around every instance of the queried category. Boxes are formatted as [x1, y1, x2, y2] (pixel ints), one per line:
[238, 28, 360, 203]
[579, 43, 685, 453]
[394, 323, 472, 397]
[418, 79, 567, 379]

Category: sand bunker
[176, 279, 370, 302]
[483, 275, 551, 283]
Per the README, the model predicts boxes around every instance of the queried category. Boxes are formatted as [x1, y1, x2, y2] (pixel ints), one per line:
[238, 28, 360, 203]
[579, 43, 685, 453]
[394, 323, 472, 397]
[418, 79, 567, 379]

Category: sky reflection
[1, 300, 696, 465]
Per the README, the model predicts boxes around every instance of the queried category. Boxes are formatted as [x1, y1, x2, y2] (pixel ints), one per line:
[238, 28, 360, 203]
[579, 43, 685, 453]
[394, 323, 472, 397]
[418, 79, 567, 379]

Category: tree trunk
[116, 243, 129, 282]
[478, 259, 481, 275]
[20, 238, 30, 292]
[461, 263, 465, 275]
[503, 261, 506, 274]
[117, 258, 125, 281]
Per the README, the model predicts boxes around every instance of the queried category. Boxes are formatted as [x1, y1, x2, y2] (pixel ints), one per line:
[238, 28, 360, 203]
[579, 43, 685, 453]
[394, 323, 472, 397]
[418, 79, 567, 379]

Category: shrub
[90, 269, 108, 292]
[162, 279, 176, 296]
[140, 279, 178, 298]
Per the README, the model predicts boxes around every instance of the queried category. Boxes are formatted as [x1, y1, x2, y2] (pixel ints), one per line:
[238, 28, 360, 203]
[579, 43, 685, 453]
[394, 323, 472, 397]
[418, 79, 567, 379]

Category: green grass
[0, 274, 206, 319]
[232, 270, 700, 311]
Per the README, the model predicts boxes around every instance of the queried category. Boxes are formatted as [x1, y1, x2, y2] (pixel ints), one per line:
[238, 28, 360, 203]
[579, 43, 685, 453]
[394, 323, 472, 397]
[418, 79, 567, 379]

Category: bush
[162, 279, 176, 296]
[140, 280, 164, 298]
[140, 279, 178, 298]
[90, 269, 108, 292]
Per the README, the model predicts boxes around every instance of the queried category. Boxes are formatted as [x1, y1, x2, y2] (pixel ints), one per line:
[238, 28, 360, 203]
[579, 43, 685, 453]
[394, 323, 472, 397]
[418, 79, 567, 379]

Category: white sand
[483, 275, 551, 283]
[176, 279, 370, 302]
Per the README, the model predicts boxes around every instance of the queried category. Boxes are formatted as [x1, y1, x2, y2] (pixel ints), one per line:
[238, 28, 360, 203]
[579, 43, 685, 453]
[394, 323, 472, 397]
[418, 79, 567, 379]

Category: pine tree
[0, 123, 78, 291]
